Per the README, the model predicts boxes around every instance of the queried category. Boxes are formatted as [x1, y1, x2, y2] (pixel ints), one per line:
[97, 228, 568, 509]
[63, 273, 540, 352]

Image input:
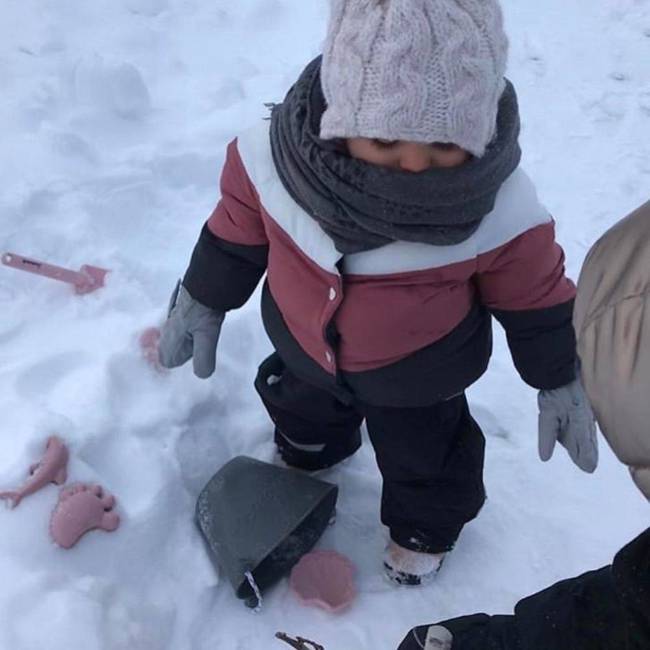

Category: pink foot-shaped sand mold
[0, 436, 69, 509]
[50, 483, 120, 549]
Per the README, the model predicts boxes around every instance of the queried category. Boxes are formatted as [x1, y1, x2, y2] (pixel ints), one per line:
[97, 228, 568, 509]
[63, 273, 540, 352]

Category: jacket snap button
[329, 287, 337, 301]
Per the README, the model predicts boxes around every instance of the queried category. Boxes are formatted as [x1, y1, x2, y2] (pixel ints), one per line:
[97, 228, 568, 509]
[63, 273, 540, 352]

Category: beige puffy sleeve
[574, 200, 650, 500]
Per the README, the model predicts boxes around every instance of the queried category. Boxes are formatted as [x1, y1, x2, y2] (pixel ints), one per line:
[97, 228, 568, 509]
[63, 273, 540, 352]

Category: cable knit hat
[320, 0, 509, 157]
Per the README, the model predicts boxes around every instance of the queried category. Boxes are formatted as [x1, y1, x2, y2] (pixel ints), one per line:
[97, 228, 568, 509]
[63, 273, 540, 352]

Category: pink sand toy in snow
[50, 483, 120, 549]
[289, 550, 356, 613]
[139, 326, 165, 370]
[2, 252, 109, 294]
[0, 436, 69, 509]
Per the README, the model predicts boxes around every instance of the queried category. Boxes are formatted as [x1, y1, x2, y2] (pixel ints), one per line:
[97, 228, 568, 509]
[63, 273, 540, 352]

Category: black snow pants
[398, 528, 650, 650]
[255, 352, 486, 554]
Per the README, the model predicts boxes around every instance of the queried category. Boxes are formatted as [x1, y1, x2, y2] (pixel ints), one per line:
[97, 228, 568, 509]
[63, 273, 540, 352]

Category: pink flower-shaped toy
[289, 550, 356, 613]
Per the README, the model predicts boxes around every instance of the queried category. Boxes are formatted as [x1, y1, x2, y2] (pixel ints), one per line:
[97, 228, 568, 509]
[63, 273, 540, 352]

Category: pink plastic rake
[2, 252, 109, 294]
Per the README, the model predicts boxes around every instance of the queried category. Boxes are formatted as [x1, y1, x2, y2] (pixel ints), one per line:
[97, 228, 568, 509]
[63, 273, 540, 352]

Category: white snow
[0, 1, 648, 649]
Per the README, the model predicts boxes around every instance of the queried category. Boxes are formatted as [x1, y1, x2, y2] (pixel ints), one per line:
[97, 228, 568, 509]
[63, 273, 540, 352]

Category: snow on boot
[383, 540, 445, 586]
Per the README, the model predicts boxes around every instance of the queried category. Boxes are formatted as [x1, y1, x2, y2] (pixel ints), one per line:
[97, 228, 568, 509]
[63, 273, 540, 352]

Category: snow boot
[383, 540, 445, 586]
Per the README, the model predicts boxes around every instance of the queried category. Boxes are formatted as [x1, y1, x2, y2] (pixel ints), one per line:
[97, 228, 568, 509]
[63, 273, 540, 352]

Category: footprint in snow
[14, 352, 89, 400]
[610, 71, 628, 82]
[49, 131, 99, 165]
[245, 0, 286, 29]
[586, 91, 629, 122]
[175, 426, 231, 496]
[639, 92, 650, 116]
[150, 152, 217, 189]
[633, 153, 650, 176]
[123, 0, 168, 17]
[211, 78, 246, 111]
[522, 36, 546, 78]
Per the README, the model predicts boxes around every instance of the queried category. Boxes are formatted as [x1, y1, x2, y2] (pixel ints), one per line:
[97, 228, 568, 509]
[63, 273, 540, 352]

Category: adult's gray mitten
[538, 377, 598, 473]
[158, 281, 225, 379]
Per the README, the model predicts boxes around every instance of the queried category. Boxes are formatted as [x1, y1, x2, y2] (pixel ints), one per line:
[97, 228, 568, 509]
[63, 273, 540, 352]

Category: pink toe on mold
[289, 550, 356, 613]
[50, 483, 120, 549]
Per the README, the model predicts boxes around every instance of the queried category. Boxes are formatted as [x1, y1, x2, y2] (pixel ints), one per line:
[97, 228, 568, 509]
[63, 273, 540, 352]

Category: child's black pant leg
[254, 353, 363, 471]
[363, 395, 486, 553]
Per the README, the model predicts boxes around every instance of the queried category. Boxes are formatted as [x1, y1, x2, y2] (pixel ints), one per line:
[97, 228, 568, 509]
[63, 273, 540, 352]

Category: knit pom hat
[320, 0, 509, 157]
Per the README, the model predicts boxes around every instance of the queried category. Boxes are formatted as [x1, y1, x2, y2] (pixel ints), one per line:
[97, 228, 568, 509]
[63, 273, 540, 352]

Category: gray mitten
[158, 281, 225, 379]
[538, 376, 598, 473]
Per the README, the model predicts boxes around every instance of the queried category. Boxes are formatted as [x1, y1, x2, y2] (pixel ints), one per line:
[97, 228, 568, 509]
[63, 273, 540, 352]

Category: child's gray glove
[538, 377, 598, 473]
[158, 281, 225, 378]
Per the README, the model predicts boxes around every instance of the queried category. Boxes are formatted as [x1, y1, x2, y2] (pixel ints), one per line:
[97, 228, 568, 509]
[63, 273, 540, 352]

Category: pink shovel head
[74, 264, 109, 294]
[289, 550, 356, 613]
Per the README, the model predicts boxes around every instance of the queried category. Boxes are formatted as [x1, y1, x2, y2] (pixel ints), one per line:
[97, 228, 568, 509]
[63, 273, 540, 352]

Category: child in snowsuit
[159, 0, 597, 584]
[399, 200, 650, 649]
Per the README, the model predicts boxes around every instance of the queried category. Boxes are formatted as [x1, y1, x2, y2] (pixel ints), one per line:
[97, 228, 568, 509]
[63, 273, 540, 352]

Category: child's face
[346, 138, 470, 172]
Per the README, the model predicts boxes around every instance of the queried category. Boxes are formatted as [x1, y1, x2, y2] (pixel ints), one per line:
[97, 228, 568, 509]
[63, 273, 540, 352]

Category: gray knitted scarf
[269, 57, 522, 254]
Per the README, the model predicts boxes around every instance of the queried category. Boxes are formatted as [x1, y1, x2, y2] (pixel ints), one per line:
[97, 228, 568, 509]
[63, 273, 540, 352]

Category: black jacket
[399, 528, 650, 650]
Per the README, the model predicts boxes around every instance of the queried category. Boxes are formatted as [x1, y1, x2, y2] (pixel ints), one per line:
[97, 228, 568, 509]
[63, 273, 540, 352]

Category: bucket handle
[244, 570, 263, 611]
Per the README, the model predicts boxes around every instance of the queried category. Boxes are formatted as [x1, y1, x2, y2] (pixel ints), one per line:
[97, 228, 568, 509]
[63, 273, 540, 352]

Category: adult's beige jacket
[574, 200, 650, 499]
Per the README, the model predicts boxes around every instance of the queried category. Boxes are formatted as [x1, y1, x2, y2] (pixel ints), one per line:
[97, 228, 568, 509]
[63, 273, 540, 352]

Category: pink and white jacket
[184, 121, 577, 407]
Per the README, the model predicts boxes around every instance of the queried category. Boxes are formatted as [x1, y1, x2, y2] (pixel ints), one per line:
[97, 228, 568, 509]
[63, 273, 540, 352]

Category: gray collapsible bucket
[196, 456, 338, 607]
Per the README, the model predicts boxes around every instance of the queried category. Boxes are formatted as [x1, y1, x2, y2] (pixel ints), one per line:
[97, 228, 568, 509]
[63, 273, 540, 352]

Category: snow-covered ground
[0, 1, 648, 648]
